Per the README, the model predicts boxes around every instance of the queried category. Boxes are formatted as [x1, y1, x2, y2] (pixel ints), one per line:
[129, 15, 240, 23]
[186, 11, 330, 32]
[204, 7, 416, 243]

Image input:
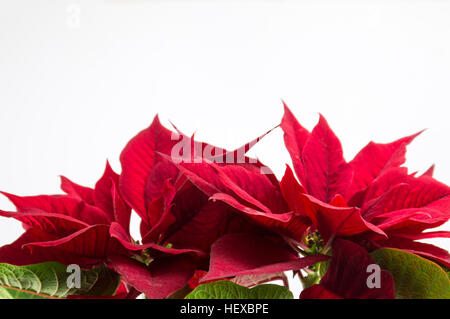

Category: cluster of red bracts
[0, 104, 449, 299]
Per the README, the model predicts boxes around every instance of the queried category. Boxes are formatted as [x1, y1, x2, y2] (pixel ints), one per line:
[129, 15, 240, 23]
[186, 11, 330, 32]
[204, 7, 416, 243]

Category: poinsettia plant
[0, 104, 448, 299]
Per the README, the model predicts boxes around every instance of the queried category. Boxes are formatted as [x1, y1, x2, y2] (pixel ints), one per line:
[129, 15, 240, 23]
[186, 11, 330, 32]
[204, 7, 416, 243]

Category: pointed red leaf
[201, 233, 328, 282]
[0, 229, 56, 265]
[361, 183, 410, 221]
[141, 179, 178, 241]
[0, 209, 88, 236]
[300, 194, 386, 242]
[280, 165, 307, 213]
[302, 115, 353, 202]
[374, 203, 449, 235]
[0, 228, 103, 266]
[119, 115, 180, 219]
[348, 131, 422, 200]
[363, 168, 450, 216]
[422, 164, 435, 177]
[110, 222, 205, 257]
[163, 200, 259, 252]
[60, 176, 95, 205]
[392, 231, 450, 240]
[94, 161, 120, 220]
[210, 192, 309, 241]
[143, 160, 179, 208]
[280, 102, 311, 186]
[24, 224, 125, 260]
[111, 182, 131, 238]
[108, 254, 196, 299]
[1, 192, 112, 225]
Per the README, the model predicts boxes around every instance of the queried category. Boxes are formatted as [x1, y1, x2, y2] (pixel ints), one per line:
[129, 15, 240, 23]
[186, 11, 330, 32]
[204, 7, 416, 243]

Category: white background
[0, 0, 449, 297]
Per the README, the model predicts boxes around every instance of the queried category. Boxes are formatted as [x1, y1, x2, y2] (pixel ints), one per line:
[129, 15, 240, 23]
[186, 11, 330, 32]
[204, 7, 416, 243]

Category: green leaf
[185, 280, 293, 299]
[0, 262, 120, 299]
[371, 248, 450, 299]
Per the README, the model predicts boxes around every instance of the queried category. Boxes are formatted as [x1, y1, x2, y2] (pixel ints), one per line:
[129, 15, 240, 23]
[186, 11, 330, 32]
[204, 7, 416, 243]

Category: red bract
[0, 162, 128, 267]
[200, 233, 328, 282]
[160, 147, 311, 243]
[108, 115, 308, 298]
[116, 115, 272, 251]
[300, 239, 395, 299]
[280, 104, 450, 266]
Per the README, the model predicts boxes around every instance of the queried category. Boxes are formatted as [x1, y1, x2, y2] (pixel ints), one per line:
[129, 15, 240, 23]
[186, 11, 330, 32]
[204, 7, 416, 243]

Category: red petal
[211, 193, 309, 241]
[141, 179, 177, 241]
[302, 115, 353, 202]
[1, 192, 112, 225]
[108, 255, 196, 299]
[361, 183, 410, 221]
[375, 205, 448, 235]
[24, 224, 125, 260]
[0, 229, 102, 266]
[217, 164, 287, 214]
[280, 102, 311, 186]
[201, 233, 328, 282]
[0, 229, 55, 265]
[60, 176, 95, 204]
[0, 209, 88, 236]
[111, 182, 131, 238]
[143, 160, 179, 208]
[110, 222, 204, 257]
[119, 115, 180, 218]
[164, 200, 259, 252]
[348, 131, 421, 200]
[280, 165, 307, 213]
[94, 161, 120, 220]
[362, 170, 450, 236]
[300, 194, 386, 242]
[363, 168, 450, 217]
[422, 164, 435, 177]
[393, 231, 450, 240]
